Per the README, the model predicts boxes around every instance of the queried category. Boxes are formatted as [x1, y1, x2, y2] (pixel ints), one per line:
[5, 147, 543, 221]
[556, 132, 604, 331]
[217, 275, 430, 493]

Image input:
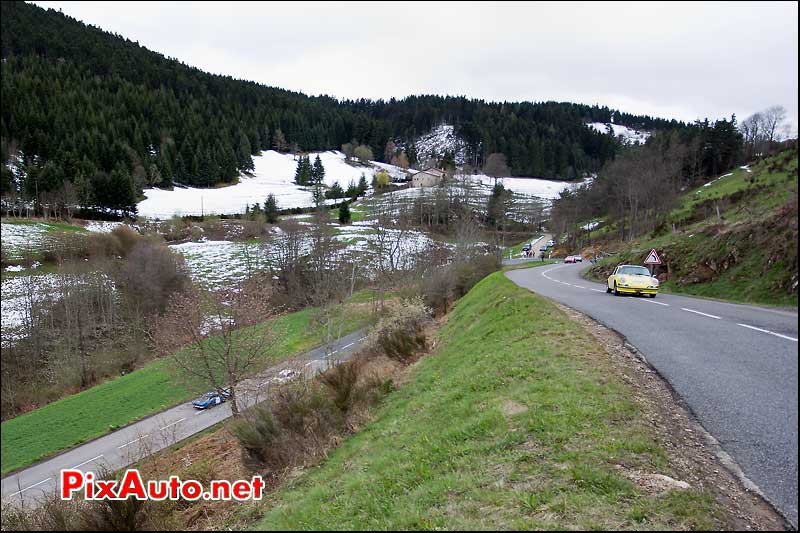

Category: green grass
[1, 300, 374, 475]
[1, 218, 89, 234]
[253, 273, 724, 530]
[329, 205, 367, 223]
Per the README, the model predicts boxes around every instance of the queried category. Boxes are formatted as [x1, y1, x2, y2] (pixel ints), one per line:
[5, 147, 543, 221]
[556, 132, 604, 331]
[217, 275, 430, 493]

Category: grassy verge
[503, 259, 557, 272]
[1, 299, 374, 474]
[253, 273, 723, 529]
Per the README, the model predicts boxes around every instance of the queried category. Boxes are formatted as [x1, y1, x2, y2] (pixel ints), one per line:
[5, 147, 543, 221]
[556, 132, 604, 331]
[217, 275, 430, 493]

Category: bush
[318, 359, 363, 414]
[115, 240, 192, 316]
[421, 254, 499, 314]
[369, 297, 432, 364]
[230, 404, 284, 472]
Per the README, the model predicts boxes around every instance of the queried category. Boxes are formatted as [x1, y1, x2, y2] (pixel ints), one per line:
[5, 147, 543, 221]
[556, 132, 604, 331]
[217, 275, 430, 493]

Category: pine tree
[312, 154, 325, 185]
[264, 193, 279, 223]
[357, 173, 368, 195]
[294, 156, 305, 185]
[345, 179, 359, 199]
[338, 201, 351, 224]
[406, 141, 418, 167]
[325, 181, 344, 199]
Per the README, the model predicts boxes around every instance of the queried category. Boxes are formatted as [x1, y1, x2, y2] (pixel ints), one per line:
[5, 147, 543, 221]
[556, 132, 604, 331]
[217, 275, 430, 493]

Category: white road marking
[118, 436, 148, 449]
[341, 342, 355, 349]
[8, 477, 52, 497]
[590, 288, 605, 293]
[574, 285, 586, 289]
[158, 418, 185, 431]
[71, 455, 103, 469]
[637, 298, 669, 307]
[737, 323, 798, 342]
[681, 308, 721, 319]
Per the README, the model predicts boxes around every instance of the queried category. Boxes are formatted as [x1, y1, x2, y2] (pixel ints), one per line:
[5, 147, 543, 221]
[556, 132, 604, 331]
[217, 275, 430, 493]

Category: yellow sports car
[607, 264, 659, 297]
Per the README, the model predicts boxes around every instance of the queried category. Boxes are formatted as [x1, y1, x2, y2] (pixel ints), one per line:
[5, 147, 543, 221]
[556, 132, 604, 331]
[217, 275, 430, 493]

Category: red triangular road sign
[644, 248, 662, 264]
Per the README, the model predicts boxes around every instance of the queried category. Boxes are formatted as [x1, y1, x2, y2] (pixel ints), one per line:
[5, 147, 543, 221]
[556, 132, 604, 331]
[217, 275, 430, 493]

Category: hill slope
[251, 272, 763, 529]
[1, 1, 688, 214]
[585, 147, 798, 307]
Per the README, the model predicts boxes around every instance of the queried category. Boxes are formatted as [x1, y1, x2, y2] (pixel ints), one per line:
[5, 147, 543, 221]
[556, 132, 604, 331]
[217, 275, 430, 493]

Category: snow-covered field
[469, 173, 585, 200]
[168, 221, 458, 289]
[1, 273, 58, 346]
[1, 222, 50, 259]
[170, 240, 271, 289]
[587, 122, 650, 144]
[138, 151, 410, 219]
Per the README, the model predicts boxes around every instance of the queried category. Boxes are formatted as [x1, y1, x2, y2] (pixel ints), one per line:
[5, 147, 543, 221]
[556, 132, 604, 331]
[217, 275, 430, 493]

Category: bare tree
[483, 153, 510, 186]
[762, 105, 787, 145]
[156, 277, 280, 417]
[368, 192, 412, 311]
[740, 105, 788, 159]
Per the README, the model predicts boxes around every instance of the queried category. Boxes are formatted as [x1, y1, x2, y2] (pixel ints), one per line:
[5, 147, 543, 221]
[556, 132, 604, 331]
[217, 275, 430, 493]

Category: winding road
[506, 263, 798, 527]
[1, 329, 368, 506]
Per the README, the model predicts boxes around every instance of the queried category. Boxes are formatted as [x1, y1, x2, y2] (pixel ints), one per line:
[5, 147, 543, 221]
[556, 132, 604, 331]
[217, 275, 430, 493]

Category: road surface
[506, 263, 798, 527]
[504, 233, 552, 266]
[1, 329, 368, 506]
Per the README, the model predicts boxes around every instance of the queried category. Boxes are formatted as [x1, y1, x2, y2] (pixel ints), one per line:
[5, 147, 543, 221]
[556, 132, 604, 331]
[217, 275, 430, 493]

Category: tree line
[549, 108, 793, 247]
[1, 1, 693, 216]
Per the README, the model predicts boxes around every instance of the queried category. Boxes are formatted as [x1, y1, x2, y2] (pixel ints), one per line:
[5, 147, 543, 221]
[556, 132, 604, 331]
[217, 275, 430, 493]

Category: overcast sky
[35, 1, 799, 134]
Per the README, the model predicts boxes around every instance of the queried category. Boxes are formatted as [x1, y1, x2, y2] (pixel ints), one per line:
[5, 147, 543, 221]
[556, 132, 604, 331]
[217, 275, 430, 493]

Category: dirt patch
[500, 399, 528, 417]
[555, 302, 789, 530]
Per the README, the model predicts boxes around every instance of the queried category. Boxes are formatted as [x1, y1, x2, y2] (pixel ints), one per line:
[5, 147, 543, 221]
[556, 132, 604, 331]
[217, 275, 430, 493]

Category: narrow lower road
[506, 263, 798, 527]
[1, 329, 368, 506]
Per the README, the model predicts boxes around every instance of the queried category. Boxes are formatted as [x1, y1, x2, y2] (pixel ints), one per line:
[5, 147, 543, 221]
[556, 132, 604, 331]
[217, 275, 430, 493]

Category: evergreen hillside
[1, 1, 690, 215]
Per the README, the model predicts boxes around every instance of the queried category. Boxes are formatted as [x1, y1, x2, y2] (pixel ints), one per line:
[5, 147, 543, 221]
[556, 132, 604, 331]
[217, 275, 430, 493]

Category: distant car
[564, 256, 576, 263]
[547, 239, 555, 247]
[191, 389, 229, 410]
[539, 246, 548, 252]
[273, 369, 300, 383]
[573, 255, 583, 262]
[607, 264, 659, 297]
[522, 244, 532, 252]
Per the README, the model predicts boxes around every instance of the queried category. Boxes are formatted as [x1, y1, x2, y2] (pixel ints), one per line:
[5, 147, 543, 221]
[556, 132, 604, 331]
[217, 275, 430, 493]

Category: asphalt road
[1, 328, 368, 506]
[506, 263, 798, 527]
[503, 233, 552, 266]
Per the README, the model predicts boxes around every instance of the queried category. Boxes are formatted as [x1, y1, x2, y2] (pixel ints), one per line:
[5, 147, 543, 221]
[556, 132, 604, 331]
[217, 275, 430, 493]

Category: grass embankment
[587, 149, 798, 307]
[254, 272, 722, 530]
[1, 298, 373, 475]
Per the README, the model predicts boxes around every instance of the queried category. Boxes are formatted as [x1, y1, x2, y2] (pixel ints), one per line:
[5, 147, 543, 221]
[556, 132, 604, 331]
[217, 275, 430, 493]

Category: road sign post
[644, 248, 662, 276]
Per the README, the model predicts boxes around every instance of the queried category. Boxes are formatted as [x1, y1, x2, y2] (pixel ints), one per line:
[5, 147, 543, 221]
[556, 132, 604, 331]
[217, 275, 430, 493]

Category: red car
[564, 256, 576, 263]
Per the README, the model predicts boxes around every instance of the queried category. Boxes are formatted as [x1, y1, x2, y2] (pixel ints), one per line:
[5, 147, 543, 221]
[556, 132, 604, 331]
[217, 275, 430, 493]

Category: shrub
[318, 359, 363, 414]
[421, 254, 499, 314]
[115, 241, 191, 316]
[369, 297, 432, 363]
[230, 404, 284, 472]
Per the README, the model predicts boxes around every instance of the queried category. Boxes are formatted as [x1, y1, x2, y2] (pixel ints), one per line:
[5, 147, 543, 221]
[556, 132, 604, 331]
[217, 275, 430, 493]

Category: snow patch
[137, 151, 408, 219]
[587, 122, 650, 145]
